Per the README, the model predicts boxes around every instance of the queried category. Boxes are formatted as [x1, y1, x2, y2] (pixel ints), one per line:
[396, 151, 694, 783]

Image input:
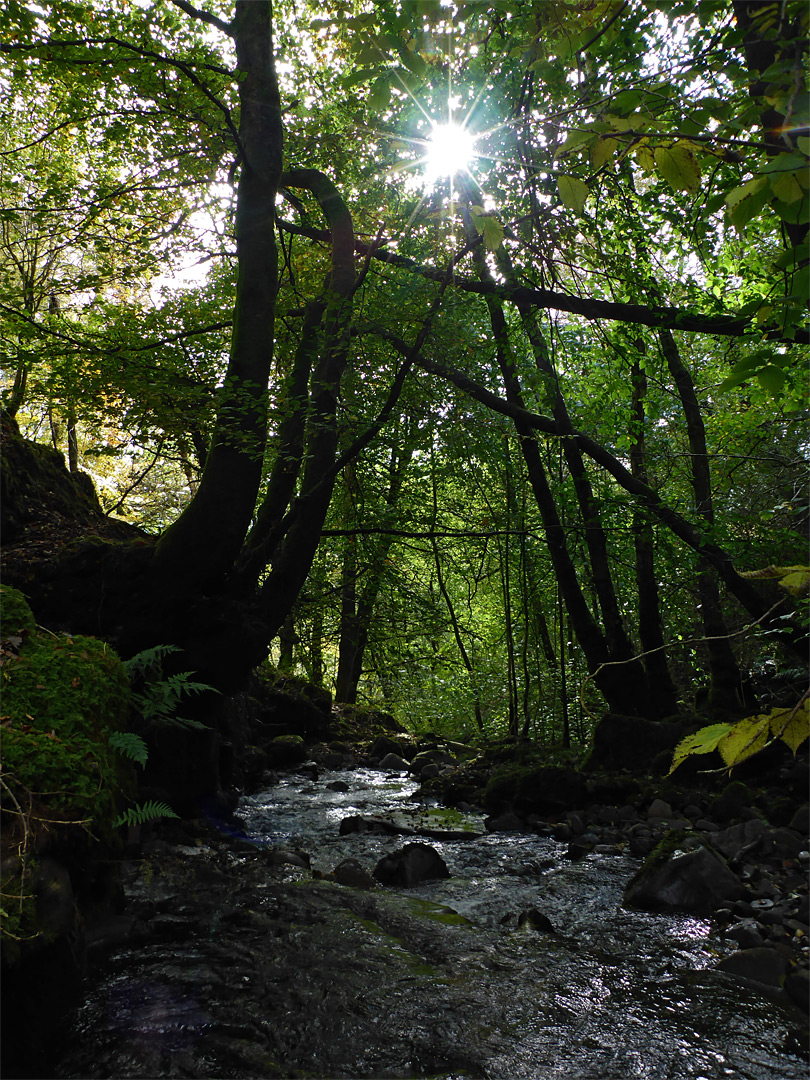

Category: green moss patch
[1, 587, 134, 956]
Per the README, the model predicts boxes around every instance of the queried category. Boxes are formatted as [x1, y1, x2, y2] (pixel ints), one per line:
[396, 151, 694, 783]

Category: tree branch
[167, 0, 233, 36]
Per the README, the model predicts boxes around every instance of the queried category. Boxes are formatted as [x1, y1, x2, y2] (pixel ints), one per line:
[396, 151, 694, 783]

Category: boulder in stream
[624, 842, 747, 915]
[373, 843, 450, 887]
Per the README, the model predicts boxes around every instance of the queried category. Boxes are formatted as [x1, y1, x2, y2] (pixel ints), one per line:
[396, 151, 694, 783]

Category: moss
[1, 591, 134, 957]
[404, 897, 472, 927]
[0, 586, 37, 635]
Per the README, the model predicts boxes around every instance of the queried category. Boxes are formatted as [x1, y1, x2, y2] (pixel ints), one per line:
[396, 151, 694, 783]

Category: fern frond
[112, 800, 178, 828]
[108, 731, 149, 767]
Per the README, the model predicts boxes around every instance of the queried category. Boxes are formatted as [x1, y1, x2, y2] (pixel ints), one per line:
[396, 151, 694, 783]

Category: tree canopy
[1, 0, 807, 737]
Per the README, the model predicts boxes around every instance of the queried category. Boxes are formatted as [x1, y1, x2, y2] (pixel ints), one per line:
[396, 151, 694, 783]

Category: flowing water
[55, 767, 805, 1080]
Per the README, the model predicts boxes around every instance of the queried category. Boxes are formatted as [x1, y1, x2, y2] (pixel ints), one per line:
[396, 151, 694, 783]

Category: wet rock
[785, 968, 810, 1011]
[717, 946, 789, 989]
[332, 858, 377, 890]
[326, 780, 350, 792]
[339, 816, 415, 837]
[370, 735, 406, 760]
[419, 764, 441, 781]
[724, 921, 765, 949]
[485, 811, 527, 833]
[517, 908, 555, 934]
[625, 844, 747, 915]
[377, 752, 411, 772]
[373, 843, 450, 887]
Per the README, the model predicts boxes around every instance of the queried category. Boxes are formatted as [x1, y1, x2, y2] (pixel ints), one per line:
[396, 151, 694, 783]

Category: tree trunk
[629, 354, 680, 715]
[658, 328, 744, 716]
[154, 1, 283, 587]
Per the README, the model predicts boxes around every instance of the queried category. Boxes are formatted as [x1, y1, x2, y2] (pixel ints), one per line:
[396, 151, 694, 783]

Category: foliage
[124, 644, 218, 730]
[0, 586, 135, 952]
[112, 800, 179, 829]
[0, 1, 807, 742]
[668, 697, 809, 775]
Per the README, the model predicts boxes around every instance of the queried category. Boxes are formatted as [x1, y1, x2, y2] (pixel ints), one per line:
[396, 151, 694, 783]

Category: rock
[369, 735, 405, 760]
[724, 921, 765, 949]
[587, 713, 692, 772]
[785, 968, 810, 1011]
[710, 819, 769, 863]
[624, 844, 747, 915]
[485, 811, 526, 833]
[332, 859, 376, 890]
[716, 947, 789, 989]
[326, 780, 350, 792]
[711, 819, 805, 865]
[372, 843, 450, 887]
[418, 764, 441, 781]
[647, 798, 673, 819]
[517, 908, 555, 934]
[710, 781, 751, 823]
[268, 734, 308, 767]
[377, 753, 410, 772]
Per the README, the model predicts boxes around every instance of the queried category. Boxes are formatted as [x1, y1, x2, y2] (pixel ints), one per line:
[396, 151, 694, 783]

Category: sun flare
[424, 122, 476, 180]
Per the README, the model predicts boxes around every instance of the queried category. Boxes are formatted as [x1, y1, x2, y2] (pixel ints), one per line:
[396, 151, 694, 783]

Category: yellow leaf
[770, 701, 810, 755]
[717, 716, 770, 769]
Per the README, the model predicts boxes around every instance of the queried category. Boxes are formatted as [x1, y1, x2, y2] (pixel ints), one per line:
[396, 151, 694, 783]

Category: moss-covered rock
[0, 588, 134, 958]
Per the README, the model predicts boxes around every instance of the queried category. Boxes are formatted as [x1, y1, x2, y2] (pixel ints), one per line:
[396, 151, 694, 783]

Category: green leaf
[557, 174, 589, 214]
[555, 128, 595, 158]
[769, 170, 805, 204]
[591, 136, 619, 170]
[668, 723, 732, 774]
[717, 716, 771, 769]
[112, 800, 179, 828]
[367, 76, 391, 112]
[653, 142, 701, 194]
[756, 364, 786, 394]
[108, 730, 148, 767]
[726, 176, 770, 230]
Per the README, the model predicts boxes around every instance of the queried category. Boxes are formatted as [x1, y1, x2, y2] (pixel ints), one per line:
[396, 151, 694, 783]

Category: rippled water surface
[238, 768, 805, 1080]
[55, 767, 805, 1080]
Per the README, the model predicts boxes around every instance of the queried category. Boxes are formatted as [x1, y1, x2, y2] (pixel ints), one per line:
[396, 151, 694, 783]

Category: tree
[1, 0, 806, 740]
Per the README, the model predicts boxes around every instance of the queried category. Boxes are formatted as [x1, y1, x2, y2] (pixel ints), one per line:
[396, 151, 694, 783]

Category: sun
[424, 121, 476, 182]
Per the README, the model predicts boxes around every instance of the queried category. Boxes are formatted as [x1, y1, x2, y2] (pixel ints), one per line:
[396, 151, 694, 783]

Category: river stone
[377, 752, 410, 772]
[788, 804, 810, 836]
[710, 819, 768, 863]
[624, 844, 747, 915]
[372, 843, 450, 887]
[717, 947, 789, 989]
[332, 859, 377, 890]
[647, 798, 673, 819]
[370, 735, 405, 760]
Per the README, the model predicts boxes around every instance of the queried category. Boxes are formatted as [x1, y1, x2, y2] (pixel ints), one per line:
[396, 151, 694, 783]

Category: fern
[124, 644, 218, 730]
[108, 730, 149, 767]
[113, 800, 179, 828]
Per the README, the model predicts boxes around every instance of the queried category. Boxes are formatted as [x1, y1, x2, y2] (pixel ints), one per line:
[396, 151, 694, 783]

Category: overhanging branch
[278, 218, 809, 345]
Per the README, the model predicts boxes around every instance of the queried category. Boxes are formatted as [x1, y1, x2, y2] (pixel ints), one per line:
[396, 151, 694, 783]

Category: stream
[55, 766, 805, 1079]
